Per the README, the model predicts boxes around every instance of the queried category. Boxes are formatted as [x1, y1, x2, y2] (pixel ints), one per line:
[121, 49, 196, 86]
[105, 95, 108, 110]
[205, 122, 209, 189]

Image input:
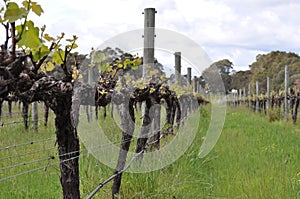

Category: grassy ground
[0, 104, 299, 198]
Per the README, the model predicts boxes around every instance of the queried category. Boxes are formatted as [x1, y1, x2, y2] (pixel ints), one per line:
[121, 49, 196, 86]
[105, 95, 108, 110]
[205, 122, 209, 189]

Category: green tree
[230, 70, 252, 90]
[202, 59, 233, 93]
[249, 51, 300, 93]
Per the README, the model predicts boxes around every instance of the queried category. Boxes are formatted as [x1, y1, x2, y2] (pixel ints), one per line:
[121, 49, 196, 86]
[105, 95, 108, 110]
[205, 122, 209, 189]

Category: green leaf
[45, 62, 55, 72]
[131, 58, 142, 70]
[4, 2, 27, 22]
[22, 1, 29, 8]
[31, 2, 43, 16]
[52, 50, 65, 66]
[18, 21, 41, 49]
[105, 65, 112, 72]
[131, 63, 139, 70]
[66, 38, 74, 42]
[123, 58, 130, 69]
[43, 33, 54, 42]
[32, 44, 50, 61]
[67, 43, 78, 50]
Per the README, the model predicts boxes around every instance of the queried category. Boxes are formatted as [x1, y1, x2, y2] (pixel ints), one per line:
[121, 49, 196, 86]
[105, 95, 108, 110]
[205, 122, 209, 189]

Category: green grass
[0, 104, 299, 198]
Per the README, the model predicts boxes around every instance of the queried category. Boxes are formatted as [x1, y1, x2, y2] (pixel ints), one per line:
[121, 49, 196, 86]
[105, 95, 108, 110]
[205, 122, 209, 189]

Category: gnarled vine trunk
[54, 97, 80, 199]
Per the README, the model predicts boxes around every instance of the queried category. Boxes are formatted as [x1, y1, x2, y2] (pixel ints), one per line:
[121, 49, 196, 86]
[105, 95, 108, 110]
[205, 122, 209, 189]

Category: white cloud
[1, 0, 300, 73]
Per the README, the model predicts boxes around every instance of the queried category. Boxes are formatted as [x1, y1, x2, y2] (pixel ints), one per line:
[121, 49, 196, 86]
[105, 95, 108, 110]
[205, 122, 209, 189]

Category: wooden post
[239, 89, 242, 106]
[267, 76, 270, 111]
[143, 8, 156, 79]
[197, 81, 201, 94]
[193, 76, 198, 93]
[256, 81, 259, 113]
[32, 102, 38, 131]
[86, 68, 92, 122]
[243, 87, 246, 104]
[248, 83, 251, 108]
[187, 67, 191, 86]
[175, 52, 181, 84]
[284, 65, 289, 121]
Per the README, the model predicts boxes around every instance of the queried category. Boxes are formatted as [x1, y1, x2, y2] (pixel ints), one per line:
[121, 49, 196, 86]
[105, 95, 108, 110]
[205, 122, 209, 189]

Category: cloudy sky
[2, 0, 300, 73]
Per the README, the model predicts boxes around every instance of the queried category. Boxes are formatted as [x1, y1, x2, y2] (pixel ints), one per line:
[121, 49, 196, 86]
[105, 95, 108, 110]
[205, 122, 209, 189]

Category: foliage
[249, 51, 300, 93]
[268, 107, 282, 122]
[202, 59, 233, 94]
[230, 70, 252, 90]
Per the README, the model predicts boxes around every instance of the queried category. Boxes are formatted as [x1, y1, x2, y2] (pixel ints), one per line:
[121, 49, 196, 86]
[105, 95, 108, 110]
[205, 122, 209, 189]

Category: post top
[144, 8, 156, 11]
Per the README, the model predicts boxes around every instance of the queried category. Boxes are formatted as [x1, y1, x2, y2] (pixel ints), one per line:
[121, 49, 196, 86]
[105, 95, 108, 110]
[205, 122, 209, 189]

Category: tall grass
[0, 104, 299, 198]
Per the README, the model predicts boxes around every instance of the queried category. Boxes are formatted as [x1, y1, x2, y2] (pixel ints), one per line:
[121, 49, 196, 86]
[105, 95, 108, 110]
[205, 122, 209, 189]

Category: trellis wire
[0, 137, 55, 151]
[0, 147, 56, 161]
[0, 136, 136, 182]
[86, 125, 177, 199]
[0, 156, 55, 171]
[0, 155, 80, 183]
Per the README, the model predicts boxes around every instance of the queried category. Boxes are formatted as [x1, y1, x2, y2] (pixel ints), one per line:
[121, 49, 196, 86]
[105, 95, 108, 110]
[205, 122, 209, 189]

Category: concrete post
[143, 8, 156, 79]
[175, 52, 181, 84]
[187, 67, 191, 86]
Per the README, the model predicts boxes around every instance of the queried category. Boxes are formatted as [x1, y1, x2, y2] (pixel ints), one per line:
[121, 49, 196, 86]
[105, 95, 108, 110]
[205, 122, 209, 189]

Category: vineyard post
[142, 8, 156, 78]
[243, 87, 246, 104]
[175, 52, 181, 84]
[239, 89, 242, 106]
[193, 76, 198, 93]
[141, 7, 156, 114]
[256, 81, 259, 113]
[267, 76, 270, 111]
[197, 80, 200, 93]
[86, 67, 92, 122]
[141, 8, 161, 151]
[187, 67, 192, 86]
[248, 83, 251, 108]
[31, 102, 38, 131]
[198, 80, 202, 94]
[284, 65, 289, 121]
[234, 90, 237, 107]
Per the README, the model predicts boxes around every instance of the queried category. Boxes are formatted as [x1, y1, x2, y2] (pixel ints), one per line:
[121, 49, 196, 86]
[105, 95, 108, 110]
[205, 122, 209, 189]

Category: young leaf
[45, 62, 55, 72]
[22, 1, 29, 9]
[4, 2, 27, 22]
[52, 50, 65, 66]
[123, 58, 131, 69]
[31, 2, 43, 16]
[131, 58, 142, 70]
[67, 43, 78, 50]
[105, 64, 112, 72]
[43, 33, 54, 42]
[17, 21, 41, 49]
[32, 44, 50, 61]
[117, 63, 123, 68]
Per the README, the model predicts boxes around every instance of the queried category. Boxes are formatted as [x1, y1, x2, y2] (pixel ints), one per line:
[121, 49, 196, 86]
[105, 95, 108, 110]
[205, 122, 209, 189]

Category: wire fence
[0, 137, 55, 151]
[86, 116, 185, 198]
[0, 99, 195, 198]
[0, 135, 136, 183]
